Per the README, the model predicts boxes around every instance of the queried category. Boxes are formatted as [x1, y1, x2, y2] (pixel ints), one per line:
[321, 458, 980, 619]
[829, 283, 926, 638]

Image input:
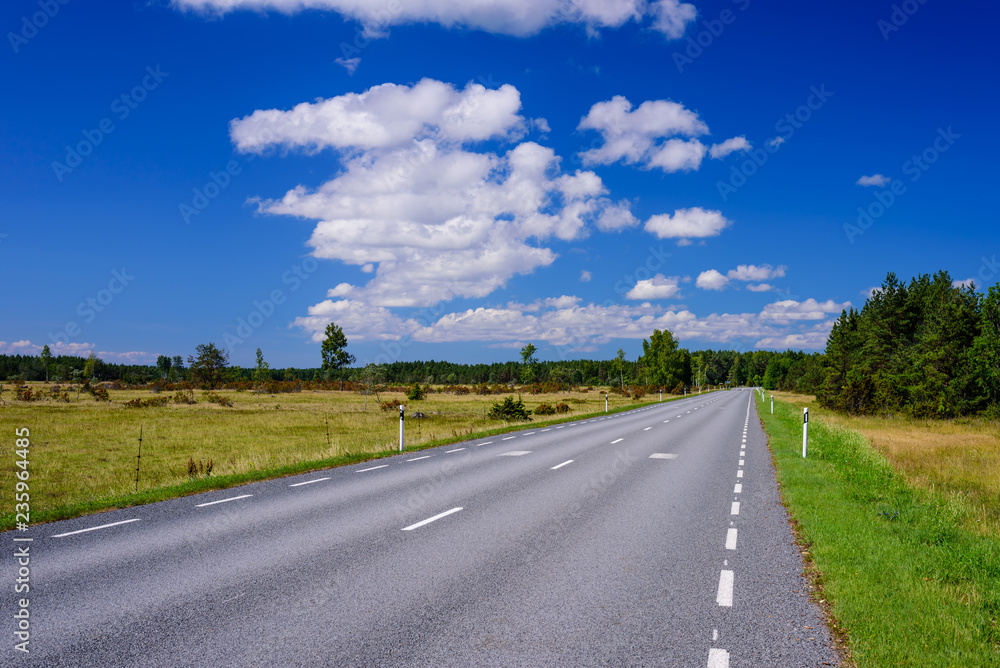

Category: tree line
[820, 271, 999, 418]
[6, 269, 996, 419]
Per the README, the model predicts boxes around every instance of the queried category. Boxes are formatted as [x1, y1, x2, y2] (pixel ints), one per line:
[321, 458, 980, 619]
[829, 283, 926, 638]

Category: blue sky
[2, 0, 997, 368]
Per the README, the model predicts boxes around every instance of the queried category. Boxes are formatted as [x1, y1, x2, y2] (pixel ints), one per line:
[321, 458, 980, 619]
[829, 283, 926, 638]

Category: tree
[83, 352, 98, 381]
[40, 344, 52, 382]
[321, 322, 355, 379]
[641, 329, 691, 391]
[971, 284, 1000, 410]
[156, 355, 172, 380]
[187, 343, 229, 389]
[520, 343, 538, 384]
[356, 363, 386, 409]
[171, 355, 184, 381]
[613, 348, 627, 389]
[253, 348, 270, 394]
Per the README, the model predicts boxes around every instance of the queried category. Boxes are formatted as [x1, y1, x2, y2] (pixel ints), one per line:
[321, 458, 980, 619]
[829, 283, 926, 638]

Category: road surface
[4, 389, 836, 666]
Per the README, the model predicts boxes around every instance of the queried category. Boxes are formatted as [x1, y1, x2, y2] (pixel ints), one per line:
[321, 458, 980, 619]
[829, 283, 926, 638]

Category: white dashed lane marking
[289, 477, 330, 486]
[196, 494, 252, 508]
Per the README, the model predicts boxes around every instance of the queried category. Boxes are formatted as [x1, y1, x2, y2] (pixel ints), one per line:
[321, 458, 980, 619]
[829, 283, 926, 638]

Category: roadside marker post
[605, 395, 608, 413]
[399, 404, 405, 452]
[771, 395, 774, 414]
[802, 407, 809, 458]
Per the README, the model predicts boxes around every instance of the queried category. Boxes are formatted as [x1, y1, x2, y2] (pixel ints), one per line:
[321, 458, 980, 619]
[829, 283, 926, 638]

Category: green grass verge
[756, 392, 1000, 667]
[3, 391, 712, 531]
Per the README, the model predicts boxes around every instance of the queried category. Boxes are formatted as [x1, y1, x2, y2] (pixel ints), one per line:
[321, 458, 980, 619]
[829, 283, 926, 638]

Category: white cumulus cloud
[727, 263, 787, 282]
[577, 95, 711, 173]
[625, 274, 682, 300]
[759, 298, 851, 324]
[645, 207, 732, 242]
[696, 269, 729, 291]
[173, 0, 695, 39]
[230, 79, 525, 153]
[232, 79, 640, 331]
[856, 174, 890, 187]
[709, 136, 751, 159]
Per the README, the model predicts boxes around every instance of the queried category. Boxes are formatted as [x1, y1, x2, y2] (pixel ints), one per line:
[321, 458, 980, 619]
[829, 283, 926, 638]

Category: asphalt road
[4, 389, 837, 667]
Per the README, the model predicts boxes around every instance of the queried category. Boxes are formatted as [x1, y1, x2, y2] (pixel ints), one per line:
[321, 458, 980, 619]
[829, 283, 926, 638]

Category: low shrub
[380, 399, 402, 412]
[489, 395, 532, 422]
[203, 392, 233, 407]
[173, 389, 196, 404]
[123, 396, 170, 408]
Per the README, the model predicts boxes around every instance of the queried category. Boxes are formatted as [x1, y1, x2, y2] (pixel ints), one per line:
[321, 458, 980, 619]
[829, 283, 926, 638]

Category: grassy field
[758, 391, 1000, 667]
[769, 391, 1000, 535]
[0, 383, 695, 530]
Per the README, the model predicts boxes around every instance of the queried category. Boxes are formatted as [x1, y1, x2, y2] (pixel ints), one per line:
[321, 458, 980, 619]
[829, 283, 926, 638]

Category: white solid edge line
[717, 570, 734, 606]
[196, 494, 252, 508]
[707, 647, 730, 668]
[51, 518, 141, 538]
[551, 460, 573, 470]
[726, 528, 738, 550]
[406, 455, 431, 462]
[355, 465, 388, 473]
[401, 507, 463, 531]
[290, 477, 332, 486]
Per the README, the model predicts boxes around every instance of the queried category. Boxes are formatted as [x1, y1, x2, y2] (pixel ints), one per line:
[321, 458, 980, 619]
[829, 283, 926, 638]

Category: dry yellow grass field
[769, 391, 1000, 534]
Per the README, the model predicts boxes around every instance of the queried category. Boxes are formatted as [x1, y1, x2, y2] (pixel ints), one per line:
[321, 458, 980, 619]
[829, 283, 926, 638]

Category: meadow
[760, 391, 1000, 666]
[0, 382, 679, 530]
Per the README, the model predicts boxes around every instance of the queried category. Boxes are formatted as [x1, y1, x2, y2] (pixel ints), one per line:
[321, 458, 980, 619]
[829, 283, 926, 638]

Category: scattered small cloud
[696, 269, 729, 291]
[580, 270, 592, 282]
[709, 136, 751, 159]
[577, 95, 712, 173]
[625, 274, 683, 300]
[645, 207, 732, 243]
[746, 283, 772, 292]
[334, 57, 361, 74]
[727, 264, 787, 282]
[766, 137, 785, 149]
[856, 174, 890, 187]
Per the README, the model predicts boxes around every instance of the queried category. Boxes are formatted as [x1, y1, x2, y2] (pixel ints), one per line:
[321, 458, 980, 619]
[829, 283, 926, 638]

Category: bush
[555, 402, 570, 413]
[187, 457, 214, 477]
[17, 387, 37, 402]
[533, 403, 556, 416]
[407, 383, 425, 401]
[90, 385, 110, 402]
[488, 395, 532, 422]
[203, 392, 233, 407]
[380, 398, 402, 412]
[173, 389, 196, 404]
[123, 396, 170, 408]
